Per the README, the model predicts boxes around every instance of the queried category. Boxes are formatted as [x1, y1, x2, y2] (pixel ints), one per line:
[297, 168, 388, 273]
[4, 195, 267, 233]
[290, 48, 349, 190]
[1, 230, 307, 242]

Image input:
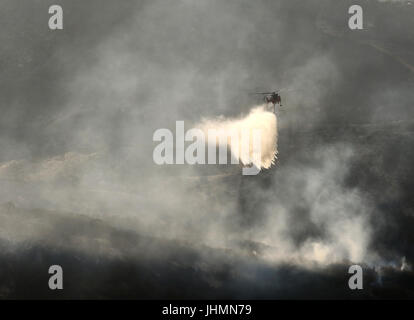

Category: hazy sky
[0, 0, 413, 298]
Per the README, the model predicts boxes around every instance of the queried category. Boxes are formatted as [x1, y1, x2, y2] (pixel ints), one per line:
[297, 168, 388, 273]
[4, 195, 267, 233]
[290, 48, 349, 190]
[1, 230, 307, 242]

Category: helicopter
[251, 91, 282, 107]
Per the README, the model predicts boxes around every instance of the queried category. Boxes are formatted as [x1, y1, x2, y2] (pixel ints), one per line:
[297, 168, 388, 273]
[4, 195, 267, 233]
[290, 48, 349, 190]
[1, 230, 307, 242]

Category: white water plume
[197, 105, 278, 170]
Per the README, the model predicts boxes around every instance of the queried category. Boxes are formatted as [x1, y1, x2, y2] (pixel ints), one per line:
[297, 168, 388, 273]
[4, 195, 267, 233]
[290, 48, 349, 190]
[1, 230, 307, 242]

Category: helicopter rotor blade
[278, 88, 295, 93]
[248, 88, 295, 95]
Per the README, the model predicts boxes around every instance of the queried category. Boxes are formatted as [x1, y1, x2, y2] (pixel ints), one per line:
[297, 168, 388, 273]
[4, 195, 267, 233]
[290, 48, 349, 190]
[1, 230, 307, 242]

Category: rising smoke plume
[0, 0, 413, 298]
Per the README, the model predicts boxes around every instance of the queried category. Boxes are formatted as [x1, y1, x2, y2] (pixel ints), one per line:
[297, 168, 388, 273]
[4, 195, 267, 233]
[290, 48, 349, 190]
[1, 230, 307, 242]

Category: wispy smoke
[0, 141, 372, 267]
[0, 0, 413, 298]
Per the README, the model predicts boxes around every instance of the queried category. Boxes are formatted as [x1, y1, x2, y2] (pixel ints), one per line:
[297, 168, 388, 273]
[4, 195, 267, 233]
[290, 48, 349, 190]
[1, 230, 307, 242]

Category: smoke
[0, 142, 371, 268]
[0, 0, 413, 298]
[197, 105, 278, 169]
[259, 144, 372, 266]
[0, 114, 371, 270]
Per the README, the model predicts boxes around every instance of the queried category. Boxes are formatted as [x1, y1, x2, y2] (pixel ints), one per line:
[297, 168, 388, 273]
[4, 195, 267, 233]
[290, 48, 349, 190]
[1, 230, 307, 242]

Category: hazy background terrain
[0, 0, 414, 298]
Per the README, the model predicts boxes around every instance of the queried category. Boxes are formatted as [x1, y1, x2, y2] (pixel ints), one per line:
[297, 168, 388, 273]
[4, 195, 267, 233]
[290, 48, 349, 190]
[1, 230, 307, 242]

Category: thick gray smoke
[1, 0, 413, 298]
